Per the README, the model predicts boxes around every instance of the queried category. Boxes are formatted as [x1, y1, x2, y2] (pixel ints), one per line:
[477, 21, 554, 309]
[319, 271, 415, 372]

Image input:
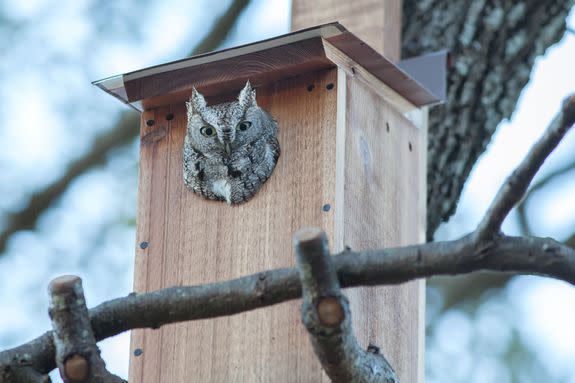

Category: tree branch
[49, 276, 126, 383]
[476, 95, 575, 241]
[0, 92, 573, 382]
[294, 228, 397, 383]
[0, 0, 252, 255]
[1, 234, 574, 379]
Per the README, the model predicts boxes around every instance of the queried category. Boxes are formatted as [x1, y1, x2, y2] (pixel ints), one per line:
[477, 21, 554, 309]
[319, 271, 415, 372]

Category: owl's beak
[224, 143, 231, 155]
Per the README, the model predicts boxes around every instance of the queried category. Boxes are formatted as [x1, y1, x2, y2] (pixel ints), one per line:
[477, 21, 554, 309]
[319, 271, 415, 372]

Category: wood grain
[293, 4, 424, 382]
[96, 22, 440, 112]
[129, 70, 338, 382]
[337, 72, 423, 383]
[291, 0, 402, 62]
[323, 39, 417, 114]
[124, 38, 333, 109]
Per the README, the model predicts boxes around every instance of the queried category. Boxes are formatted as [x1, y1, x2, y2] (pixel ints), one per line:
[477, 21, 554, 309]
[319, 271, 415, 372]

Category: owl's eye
[200, 125, 216, 137]
[236, 121, 252, 132]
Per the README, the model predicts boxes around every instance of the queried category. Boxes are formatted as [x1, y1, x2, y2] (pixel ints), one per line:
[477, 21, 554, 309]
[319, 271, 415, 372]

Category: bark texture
[403, 0, 575, 239]
[294, 228, 397, 383]
[48, 276, 126, 383]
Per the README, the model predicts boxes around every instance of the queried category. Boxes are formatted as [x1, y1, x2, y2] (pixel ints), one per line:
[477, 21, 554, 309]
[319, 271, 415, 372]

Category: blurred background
[0, 0, 574, 382]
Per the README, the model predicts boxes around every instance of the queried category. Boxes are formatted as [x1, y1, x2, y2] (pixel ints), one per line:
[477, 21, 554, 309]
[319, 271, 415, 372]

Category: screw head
[140, 241, 149, 249]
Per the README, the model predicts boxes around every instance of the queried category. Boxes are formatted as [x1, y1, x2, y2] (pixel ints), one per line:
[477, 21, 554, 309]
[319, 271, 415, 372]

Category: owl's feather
[183, 81, 280, 204]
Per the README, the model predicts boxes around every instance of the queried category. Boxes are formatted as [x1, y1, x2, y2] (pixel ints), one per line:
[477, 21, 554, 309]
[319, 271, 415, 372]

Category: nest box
[94, 23, 447, 382]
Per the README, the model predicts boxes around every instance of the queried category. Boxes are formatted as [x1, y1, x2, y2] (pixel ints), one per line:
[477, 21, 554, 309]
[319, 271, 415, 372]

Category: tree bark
[403, 0, 575, 239]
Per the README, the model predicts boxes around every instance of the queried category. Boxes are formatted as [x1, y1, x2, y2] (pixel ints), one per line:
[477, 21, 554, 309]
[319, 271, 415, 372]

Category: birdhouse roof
[93, 22, 447, 112]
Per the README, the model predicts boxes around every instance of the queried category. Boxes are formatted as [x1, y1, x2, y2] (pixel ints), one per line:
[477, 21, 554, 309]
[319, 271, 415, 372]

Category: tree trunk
[402, 0, 574, 239]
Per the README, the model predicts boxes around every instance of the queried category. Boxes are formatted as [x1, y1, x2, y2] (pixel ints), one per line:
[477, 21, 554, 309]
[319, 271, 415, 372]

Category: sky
[0, 0, 573, 381]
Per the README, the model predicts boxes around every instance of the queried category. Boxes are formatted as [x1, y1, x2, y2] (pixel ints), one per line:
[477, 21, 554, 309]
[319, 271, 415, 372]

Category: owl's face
[186, 81, 272, 156]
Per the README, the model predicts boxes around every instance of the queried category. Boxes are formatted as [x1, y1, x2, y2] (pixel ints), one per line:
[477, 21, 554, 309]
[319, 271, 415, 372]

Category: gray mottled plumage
[183, 81, 280, 204]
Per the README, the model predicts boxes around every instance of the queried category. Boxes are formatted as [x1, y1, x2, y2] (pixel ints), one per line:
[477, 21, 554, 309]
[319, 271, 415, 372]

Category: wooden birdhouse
[94, 22, 446, 382]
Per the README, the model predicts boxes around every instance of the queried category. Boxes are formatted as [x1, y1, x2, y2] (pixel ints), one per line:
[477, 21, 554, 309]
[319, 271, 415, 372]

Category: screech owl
[183, 81, 280, 204]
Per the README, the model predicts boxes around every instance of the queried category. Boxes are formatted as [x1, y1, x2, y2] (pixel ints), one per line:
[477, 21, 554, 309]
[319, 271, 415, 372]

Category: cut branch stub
[316, 296, 345, 327]
[48, 275, 126, 383]
[293, 228, 398, 383]
[293, 227, 340, 299]
[63, 355, 89, 382]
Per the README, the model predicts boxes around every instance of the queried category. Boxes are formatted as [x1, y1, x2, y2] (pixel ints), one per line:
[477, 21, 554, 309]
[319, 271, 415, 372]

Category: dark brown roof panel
[93, 22, 446, 111]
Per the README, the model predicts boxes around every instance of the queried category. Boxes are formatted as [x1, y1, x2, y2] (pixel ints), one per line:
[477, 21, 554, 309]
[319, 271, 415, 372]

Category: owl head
[186, 81, 274, 156]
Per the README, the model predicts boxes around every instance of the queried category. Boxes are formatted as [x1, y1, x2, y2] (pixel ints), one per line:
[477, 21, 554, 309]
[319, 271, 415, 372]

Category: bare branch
[49, 275, 126, 383]
[516, 156, 575, 235]
[0, 364, 51, 383]
[0, 113, 139, 255]
[475, 95, 575, 241]
[0, 0, 252, 255]
[0, 58, 573, 382]
[1, 234, 574, 377]
[48, 275, 126, 383]
[565, 232, 575, 250]
[294, 228, 397, 383]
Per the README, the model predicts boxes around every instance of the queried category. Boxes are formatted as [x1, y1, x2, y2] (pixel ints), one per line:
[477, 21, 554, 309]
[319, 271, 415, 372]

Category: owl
[183, 81, 280, 204]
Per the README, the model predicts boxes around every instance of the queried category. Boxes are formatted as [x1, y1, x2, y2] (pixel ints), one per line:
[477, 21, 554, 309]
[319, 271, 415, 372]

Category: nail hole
[166, 113, 174, 121]
[134, 348, 143, 357]
[140, 241, 149, 249]
[409, 142, 413, 151]
[351, 67, 356, 74]
[367, 343, 381, 354]
[386, 122, 390, 132]
[307, 84, 315, 92]
[322, 204, 331, 212]
[146, 119, 155, 127]
[326, 83, 334, 90]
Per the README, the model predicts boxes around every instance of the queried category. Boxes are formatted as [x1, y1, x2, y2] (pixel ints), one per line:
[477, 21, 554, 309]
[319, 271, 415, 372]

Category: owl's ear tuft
[238, 80, 257, 109]
[188, 87, 208, 115]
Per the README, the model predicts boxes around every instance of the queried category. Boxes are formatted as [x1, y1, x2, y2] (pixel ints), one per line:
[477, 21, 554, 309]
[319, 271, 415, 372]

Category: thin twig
[475, 95, 575, 241]
[49, 276, 126, 383]
[294, 228, 397, 383]
[516, 156, 575, 235]
[0, 0, 252, 255]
